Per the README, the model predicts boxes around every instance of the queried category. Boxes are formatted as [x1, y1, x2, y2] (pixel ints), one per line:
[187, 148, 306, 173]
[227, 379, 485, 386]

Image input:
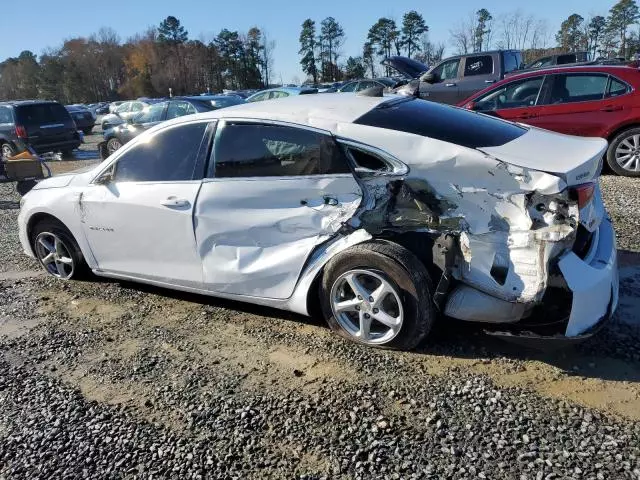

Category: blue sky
[1, 0, 613, 82]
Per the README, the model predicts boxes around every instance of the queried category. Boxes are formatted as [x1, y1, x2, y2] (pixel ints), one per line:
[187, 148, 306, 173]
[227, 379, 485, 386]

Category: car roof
[505, 64, 636, 80]
[0, 100, 60, 107]
[163, 93, 390, 132]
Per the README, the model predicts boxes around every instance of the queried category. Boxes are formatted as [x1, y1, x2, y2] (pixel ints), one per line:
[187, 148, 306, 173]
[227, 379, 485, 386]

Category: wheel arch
[26, 212, 69, 254]
[300, 232, 444, 319]
[606, 122, 640, 145]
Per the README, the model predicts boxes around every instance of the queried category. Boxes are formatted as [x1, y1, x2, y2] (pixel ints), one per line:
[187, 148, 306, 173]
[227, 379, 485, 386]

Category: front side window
[546, 74, 607, 104]
[134, 102, 166, 124]
[116, 102, 131, 113]
[463, 56, 494, 77]
[433, 59, 461, 82]
[528, 56, 553, 69]
[340, 82, 358, 92]
[131, 102, 144, 112]
[475, 76, 544, 111]
[357, 81, 377, 91]
[113, 122, 207, 182]
[167, 101, 196, 119]
[270, 91, 290, 99]
[248, 92, 267, 103]
[556, 54, 577, 65]
[213, 123, 350, 178]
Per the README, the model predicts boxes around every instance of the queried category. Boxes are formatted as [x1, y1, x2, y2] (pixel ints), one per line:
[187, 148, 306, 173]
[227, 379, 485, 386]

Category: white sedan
[18, 94, 618, 349]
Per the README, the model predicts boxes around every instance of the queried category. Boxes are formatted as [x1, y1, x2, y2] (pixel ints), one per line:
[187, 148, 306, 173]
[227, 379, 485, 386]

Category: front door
[420, 57, 461, 104]
[80, 121, 210, 287]
[474, 74, 548, 128]
[195, 120, 362, 299]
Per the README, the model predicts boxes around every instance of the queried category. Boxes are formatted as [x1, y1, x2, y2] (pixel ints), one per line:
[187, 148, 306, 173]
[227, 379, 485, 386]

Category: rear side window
[15, 103, 71, 125]
[503, 52, 520, 74]
[464, 56, 493, 76]
[0, 107, 12, 124]
[212, 123, 350, 178]
[557, 54, 577, 65]
[354, 98, 526, 149]
[340, 82, 358, 92]
[607, 77, 629, 98]
[114, 122, 208, 182]
[546, 74, 607, 104]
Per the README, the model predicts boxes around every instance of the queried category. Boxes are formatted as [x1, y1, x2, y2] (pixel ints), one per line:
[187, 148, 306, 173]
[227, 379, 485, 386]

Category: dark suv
[0, 100, 81, 157]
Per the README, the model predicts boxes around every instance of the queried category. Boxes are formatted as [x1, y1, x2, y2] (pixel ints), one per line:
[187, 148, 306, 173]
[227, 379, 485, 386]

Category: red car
[459, 65, 640, 176]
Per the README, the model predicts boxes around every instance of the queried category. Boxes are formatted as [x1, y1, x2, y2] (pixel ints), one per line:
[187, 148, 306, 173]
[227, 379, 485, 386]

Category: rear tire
[607, 127, 640, 177]
[31, 219, 89, 280]
[82, 127, 93, 135]
[61, 149, 74, 158]
[320, 241, 435, 350]
[106, 137, 122, 155]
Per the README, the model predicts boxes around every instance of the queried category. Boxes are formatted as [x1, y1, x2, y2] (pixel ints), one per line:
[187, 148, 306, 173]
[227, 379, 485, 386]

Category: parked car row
[99, 95, 246, 158]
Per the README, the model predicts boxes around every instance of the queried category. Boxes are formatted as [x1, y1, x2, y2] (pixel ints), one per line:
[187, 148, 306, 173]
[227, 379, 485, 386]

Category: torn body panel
[335, 123, 612, 335]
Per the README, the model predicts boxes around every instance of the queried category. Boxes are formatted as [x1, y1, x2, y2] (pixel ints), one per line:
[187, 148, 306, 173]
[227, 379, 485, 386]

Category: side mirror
[420, 72, 437, 83]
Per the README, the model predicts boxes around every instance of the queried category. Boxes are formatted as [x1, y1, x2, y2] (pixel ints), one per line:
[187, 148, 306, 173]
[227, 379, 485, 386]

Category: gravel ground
[0, 140, 639, 479]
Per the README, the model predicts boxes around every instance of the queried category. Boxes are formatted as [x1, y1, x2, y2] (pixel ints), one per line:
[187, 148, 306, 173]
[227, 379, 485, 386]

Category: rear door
[457, 54, 498, 102]
[420, 57, 461, 104]
[533, 72, 614, 136]
[194, 120, 362, 299]
[14, 103, 76, 149]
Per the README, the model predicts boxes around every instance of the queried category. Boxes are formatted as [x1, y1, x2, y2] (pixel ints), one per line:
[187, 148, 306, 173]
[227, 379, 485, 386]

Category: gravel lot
[1, 132, 639, 479]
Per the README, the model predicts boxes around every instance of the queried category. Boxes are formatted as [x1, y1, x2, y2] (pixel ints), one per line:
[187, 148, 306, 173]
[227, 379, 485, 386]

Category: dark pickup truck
[385, 50, 523, 104]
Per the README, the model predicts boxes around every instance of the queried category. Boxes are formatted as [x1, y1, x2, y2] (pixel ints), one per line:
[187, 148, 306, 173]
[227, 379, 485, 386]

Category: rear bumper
[18, 137, 81, 153]
[458, 217, 619, 344]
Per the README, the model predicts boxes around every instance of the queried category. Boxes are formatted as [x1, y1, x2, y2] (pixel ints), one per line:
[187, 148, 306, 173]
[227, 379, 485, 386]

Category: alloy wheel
[34, 232, 75, 279]
[330, 269, 404, 345]
[107, 138, 122, 155]
[1, 144, 13, 159]
[615, 134, 640, 173]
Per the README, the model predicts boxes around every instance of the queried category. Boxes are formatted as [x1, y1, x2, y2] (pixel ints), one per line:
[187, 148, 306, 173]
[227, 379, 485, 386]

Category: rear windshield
[15, 103, 70, 125]
[354, 97, 526, 149]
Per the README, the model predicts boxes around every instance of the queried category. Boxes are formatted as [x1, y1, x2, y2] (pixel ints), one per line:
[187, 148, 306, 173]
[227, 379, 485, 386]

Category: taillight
[573, 183, 595, 209]
[15, 125, 27, 138]
[463, 101, 476, 110]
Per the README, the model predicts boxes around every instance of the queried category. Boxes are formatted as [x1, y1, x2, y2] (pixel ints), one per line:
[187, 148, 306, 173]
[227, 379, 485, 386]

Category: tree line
[0, 0, 638, 103]
[0, 16, 274, 103]
[450, 0, 639, 64]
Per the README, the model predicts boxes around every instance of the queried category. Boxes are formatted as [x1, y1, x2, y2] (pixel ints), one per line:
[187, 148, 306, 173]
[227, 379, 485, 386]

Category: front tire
[607, 127, 640, 177]
[83, 127, 93, 135]
[320, 241, 435, 350]
[32, 219, 88, 280]
[16, 180, 37, 196]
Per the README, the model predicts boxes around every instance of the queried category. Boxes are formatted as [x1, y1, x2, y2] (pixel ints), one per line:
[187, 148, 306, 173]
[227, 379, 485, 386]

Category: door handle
[323, 196, 339, 206]
[161, 196, 190, 208]
[445, 83, 457, 87]
[515, 113, 537, 119]
[601, 105, 623, 112]
[485, 79, 496, 84]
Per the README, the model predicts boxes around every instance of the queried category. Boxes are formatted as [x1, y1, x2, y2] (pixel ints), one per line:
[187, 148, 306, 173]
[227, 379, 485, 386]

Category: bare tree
[497, 10, 546, 51]
[449, 13, 475, 54]
[260, 29, 275, 86]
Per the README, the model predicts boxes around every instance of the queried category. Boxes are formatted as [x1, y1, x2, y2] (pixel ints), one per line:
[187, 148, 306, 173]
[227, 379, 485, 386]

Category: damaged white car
[18, 94, 618, 349]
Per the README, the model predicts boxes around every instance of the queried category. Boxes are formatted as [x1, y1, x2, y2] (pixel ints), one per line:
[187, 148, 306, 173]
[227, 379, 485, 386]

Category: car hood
[480, 126, 607, 186]
[32, 164, 100, 190]
[381, 56, 430, 79]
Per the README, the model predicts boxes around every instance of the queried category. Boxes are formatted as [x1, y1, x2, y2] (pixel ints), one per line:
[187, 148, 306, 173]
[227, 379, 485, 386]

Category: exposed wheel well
[26, 213, 69, 253]
[607, 123, 640, 144]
